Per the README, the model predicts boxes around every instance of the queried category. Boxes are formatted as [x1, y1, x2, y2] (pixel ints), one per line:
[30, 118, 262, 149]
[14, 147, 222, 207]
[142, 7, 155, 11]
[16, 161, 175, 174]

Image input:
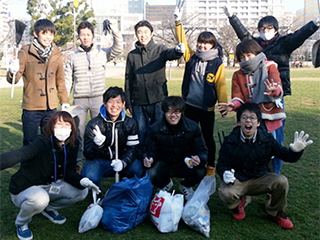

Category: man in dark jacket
[144, 96, 208, 200]
[216, 103, 313, 229]
[223, 7, 319, 174]
[125, 20, 185, 157]
[82, 87, 145, 187]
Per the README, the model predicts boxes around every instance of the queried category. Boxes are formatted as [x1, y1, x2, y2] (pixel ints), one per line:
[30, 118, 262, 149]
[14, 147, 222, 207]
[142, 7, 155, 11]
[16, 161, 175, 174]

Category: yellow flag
[74, 0, 78, 7]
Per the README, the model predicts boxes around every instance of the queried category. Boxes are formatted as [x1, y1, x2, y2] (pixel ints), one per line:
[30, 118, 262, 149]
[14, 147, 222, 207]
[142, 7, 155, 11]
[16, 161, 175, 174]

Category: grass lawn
[0, 67, 319, 240]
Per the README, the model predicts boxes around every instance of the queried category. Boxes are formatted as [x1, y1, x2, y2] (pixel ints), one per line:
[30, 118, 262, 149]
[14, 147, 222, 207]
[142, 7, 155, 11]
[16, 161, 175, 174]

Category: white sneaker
[179, 184, 194, 201]
[158, 179, 173, 192]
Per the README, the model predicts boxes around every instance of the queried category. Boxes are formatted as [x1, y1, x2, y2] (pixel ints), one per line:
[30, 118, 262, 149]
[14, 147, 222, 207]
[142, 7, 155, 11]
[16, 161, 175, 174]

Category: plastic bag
[182, 175, 216, 237]
[149, 190, 184, 233]
[78, 190, 103, 233]
[101, 174, 153, 234]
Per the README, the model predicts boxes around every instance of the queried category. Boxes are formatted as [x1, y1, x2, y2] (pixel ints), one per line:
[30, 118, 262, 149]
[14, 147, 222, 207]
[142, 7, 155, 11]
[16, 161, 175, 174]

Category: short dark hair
[42, 111, 77, 147]
[134, 20, 153, 33]
[162, 96, 186, 113]
[235, 38, 263, 62]
[103, 86, 126, 103]
[236, 102, 262, 123]
[258, 16, 279, 31]
[34, 19, 56, 35]
[77, 21, 94, 36]
[197, 31, 217, 48]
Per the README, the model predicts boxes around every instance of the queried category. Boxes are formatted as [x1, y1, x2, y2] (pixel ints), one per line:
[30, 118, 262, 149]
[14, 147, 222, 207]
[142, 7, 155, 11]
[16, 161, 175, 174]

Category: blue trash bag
[101, 174, 153, 233]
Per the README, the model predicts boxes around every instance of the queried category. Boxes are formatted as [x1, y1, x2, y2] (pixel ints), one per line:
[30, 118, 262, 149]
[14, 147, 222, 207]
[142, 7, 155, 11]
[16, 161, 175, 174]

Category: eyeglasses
[166, 109, 182, 116]
[241, 115, 258, 121]
[258, 26, 274, 31]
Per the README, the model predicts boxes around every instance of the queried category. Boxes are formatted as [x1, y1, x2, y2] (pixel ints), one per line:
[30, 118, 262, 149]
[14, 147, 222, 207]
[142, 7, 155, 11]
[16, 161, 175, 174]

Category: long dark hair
[43, 111, 77, 147]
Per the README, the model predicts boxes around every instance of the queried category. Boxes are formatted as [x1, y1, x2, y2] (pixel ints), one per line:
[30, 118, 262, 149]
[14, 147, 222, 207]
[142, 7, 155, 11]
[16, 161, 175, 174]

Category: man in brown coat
[7, 19, 69, 146]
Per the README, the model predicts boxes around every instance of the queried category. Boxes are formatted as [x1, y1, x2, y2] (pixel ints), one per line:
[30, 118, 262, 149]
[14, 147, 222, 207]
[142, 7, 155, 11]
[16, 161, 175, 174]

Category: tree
[27, 0, 95, 47]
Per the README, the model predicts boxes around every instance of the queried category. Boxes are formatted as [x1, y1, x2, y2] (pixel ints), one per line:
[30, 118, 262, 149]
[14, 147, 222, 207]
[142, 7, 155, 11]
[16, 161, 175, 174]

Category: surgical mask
[260, 32, 275, 41]
[54, 128, 72, 142]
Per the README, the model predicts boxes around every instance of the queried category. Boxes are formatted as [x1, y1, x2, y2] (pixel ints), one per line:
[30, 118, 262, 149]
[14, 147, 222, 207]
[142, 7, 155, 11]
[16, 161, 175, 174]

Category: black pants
[185, 104, 216, 167]
[148, 161, 206, 188]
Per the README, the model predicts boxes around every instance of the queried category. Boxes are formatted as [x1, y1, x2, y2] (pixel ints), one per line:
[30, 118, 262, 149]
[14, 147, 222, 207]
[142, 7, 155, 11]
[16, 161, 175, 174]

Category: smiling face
[165, 107, 182, 126]
[105, 95, 125, 121]
[239, 110, 260, 138]
[79, 28, 94, 48]
[136, 26, 152, 46]
[197, 42, 214, 52]
[34, 30, 54, 48]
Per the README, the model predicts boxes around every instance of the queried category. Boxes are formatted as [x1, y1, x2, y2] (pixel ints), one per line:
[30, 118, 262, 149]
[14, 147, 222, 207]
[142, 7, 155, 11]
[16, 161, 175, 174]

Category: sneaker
[269, 211, 294, 229]
[41, 209, 66, 224]
[179, 184, 194, 201]
[17, 224, 33, 240]
[232, 195, 251, 220]
[158, 179, 174, 192]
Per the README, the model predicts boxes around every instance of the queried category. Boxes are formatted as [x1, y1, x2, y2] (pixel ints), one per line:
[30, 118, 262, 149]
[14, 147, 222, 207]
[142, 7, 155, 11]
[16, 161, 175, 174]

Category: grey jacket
[65, 31, 123, 98]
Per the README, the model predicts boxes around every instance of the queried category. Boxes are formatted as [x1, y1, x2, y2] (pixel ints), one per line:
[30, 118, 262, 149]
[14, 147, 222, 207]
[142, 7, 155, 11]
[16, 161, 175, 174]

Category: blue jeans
[81, 158, 145, 186]
[22, 109, 57, 146]
[132, 102, 163, 151]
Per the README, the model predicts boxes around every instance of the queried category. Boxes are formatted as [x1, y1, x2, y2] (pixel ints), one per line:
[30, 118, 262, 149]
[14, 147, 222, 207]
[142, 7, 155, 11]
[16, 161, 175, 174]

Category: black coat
[125, 39, 182, 109]
[0, 134, 83, 195]
[84, 108, 138, 167]
[217, 126, 303, 182]
[147, 115, 208, 167]
[228, 15, 319, 96]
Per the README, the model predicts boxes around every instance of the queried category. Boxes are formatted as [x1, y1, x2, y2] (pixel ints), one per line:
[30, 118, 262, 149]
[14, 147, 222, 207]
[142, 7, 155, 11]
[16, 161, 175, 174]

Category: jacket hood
[99, 105, 126, 122]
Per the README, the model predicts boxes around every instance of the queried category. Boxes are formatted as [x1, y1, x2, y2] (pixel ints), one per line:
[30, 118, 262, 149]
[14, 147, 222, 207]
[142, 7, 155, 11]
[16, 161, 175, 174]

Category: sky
[7, 0, 306, 20]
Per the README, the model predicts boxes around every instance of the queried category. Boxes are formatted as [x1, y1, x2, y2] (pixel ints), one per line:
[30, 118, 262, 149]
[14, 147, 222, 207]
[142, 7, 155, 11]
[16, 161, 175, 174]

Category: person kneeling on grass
[0, 111, 100, 240]
[216, 102, 313, 229]
[144, 96, 208, 201]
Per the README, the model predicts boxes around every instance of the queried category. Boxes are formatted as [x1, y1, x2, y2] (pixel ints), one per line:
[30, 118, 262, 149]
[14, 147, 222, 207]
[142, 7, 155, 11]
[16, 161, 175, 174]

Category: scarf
[80, 44, 93, 52]
[239, 52, 271, 104]
[33, 38, 53, 63]
[195, 48, 219, 61]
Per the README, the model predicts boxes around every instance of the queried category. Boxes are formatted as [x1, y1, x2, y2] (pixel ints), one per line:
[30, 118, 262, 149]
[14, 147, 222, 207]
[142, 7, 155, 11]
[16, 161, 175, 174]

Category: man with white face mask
[223, 7, 319, 174]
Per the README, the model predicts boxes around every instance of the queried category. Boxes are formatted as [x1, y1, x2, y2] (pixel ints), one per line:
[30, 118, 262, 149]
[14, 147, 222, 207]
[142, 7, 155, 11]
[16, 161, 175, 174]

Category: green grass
[0, 68, 320, 239]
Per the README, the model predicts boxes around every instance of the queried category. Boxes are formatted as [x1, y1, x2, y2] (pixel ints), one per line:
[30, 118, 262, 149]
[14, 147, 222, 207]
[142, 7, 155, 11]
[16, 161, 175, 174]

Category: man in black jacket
[143, 96, 207, 200]
[216, 103, 312, 229]
[82, 87, 144, 187]
[223, 7, 319, 174]
[125, 20, 185, 157]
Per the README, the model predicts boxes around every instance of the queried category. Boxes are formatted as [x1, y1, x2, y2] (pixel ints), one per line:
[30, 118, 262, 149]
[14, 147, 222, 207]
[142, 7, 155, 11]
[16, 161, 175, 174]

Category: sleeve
[105, 30, 124, 62]
[192, 125, 208, 167]
[55, 53, 69, 104]
[216, 140, 231, 180]
[267, 62, 283, 100]
[231, 72, 245, 104]
[64, 54, 74, 96]
[145, 125, 159, 162]
[175, 21, 194, 63]
[120, 120, 139, 167]
[269, 136, 303, 163]
[124, 54, 133, 109]
[215, 63, 228, 103]
[228, 15, 251, 40]
[6, 48, 26, 84]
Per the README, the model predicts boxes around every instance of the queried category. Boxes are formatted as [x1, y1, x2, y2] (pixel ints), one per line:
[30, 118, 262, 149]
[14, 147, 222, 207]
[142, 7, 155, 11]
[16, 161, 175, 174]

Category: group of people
[1, 5, 318, 240]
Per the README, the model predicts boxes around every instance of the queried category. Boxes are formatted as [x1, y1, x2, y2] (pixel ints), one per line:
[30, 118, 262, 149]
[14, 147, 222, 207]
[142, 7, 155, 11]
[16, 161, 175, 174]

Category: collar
[135, 38, 155, 53]
[99, 105, 125, 122]
[240, 129, 257, 144]
[160, 115, 190, 133]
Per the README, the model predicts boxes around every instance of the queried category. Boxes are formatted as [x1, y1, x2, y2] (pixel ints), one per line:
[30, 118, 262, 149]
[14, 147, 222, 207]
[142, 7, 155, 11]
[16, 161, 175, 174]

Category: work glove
[313, 14, 320, 27]
[61, 103, 70, 110]
[223, 169, 236, 184]
[173, 6, 183, 21]
[184, 157, 193, 169]
[93, 125, 106, 146]
[143, 157, 153, 168]
[103, 19, 119, 35]
[9, 59, 20, 74]
[80, 177, 101, 193]
[289, 131, 313, 152]
[175, 43, 185, 53]
[111, 159, 123, 172]
[223, 6, 232, 17]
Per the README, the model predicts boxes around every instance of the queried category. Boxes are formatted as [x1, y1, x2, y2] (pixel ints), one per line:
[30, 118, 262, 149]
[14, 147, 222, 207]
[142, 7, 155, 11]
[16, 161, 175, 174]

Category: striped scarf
[33, 38, 53, 63]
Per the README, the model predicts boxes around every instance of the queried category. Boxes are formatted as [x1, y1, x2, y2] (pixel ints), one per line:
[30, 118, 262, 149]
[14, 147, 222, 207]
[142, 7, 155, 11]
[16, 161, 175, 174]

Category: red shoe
[269, 212, 294, 229]
[232, 196, 248, 220]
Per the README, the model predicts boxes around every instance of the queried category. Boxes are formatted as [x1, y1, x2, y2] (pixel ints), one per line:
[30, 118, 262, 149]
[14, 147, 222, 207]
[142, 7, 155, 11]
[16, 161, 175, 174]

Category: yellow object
[206, 166, 215, 176]
[74, 0, 78, 7]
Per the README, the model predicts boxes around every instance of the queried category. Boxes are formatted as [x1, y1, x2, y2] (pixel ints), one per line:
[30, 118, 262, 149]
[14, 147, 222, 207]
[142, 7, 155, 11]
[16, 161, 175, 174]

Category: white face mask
[260, 32, 275, 41]
[54, 128, 72, 142]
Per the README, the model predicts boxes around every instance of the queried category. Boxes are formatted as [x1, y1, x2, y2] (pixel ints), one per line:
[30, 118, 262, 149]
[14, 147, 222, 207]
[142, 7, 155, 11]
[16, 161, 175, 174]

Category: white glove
[173, 6, 183, 21]
[93, 125, 106, 146]
[223, 6, 231, 17]
[184, 157, 193, 169]
[9, 59, 20, 74]
[175, 43, 185, 53]
[80, 177, 101, 193]
[313, 14, 320, 27]
[109, 19, 119, 33]
[61, 103, 70, 110]
[223, 169, 236, 184]
[289, 131, 313, 152]
[274, 99, 283, 109]
[111, 159, 123, 172]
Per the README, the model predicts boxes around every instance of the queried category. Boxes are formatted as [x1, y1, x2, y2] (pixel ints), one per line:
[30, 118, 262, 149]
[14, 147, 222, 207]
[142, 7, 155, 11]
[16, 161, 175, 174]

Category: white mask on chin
[54, 128, 72, 142]
[260, 32, 275, 41]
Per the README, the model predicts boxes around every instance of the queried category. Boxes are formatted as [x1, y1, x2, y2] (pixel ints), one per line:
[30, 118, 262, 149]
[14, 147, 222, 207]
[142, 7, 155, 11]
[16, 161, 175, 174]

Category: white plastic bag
[182, 175, 216, 237]
[78, 190, 103, 233]
[149, 190, 184, 233]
